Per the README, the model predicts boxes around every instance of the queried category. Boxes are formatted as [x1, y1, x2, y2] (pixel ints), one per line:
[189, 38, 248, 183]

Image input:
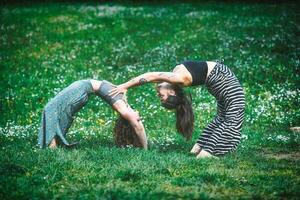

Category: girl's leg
[49, 137, 58, 148]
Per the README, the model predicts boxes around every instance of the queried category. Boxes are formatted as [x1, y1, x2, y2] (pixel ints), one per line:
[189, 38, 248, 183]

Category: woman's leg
[190, 143, 201, 154]
[193, 98, 226, 154]
[213, 107, 244, 156]
[196, 149, 217, 159]
[190, 100, 224, 155]
[195, 116, 223, 154]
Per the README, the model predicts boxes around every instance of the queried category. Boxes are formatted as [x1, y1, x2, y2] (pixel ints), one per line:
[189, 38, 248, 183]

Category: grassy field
[1, 1, 300, 199]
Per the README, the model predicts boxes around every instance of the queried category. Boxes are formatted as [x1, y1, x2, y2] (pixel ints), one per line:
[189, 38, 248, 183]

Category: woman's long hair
[157, 84, 195, 140]
[113, 116, 143, 148]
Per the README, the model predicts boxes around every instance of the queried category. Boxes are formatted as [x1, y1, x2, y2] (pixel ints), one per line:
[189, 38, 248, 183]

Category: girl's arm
[122, 111, 148, 149]
[113, 101, 148, 149]
[127, 117, 148, 149]
[109, 72, 185, 97]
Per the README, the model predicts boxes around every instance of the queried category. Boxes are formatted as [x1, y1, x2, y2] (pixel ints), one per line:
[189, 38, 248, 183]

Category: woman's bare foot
[196, 149, 218, 159]
[190, 143, 201, 154]
[49, 138, 58, 149]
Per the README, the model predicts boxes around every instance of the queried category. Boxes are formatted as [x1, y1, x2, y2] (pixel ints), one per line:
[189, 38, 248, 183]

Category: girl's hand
[109, 84, 128, 98]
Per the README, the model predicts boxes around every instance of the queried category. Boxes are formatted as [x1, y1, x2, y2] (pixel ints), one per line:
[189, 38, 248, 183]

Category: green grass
[1, 1, 300, 199]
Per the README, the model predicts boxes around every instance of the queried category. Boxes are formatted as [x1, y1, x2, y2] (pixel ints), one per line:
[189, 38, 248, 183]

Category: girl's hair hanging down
[114, 116, 143, 148]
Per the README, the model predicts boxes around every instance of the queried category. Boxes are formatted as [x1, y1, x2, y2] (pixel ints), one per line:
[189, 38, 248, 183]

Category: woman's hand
[109, 84, 128, 98]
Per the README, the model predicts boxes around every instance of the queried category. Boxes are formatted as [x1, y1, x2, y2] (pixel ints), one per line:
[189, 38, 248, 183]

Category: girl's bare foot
[49, 138, 58, 149]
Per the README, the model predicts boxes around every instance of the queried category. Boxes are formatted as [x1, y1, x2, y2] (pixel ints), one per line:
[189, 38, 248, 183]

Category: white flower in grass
[125, 144, 133, 148]
[276, 135, 290, 142]
[0, 121, 38, 138]
[241, 134, 248, 140]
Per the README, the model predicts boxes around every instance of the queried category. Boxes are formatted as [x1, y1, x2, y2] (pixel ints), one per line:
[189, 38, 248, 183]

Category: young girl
[38, 79, 147, 149]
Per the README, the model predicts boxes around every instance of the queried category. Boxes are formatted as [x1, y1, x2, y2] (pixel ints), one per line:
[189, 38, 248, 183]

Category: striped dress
[197, 61, 245, 156]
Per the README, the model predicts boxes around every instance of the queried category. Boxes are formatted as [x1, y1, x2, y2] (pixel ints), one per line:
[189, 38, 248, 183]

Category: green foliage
[0, 2, 299, 199]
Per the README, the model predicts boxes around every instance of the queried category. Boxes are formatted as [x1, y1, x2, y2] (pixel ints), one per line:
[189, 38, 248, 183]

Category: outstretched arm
[125, 72, 184, 86]
[109, 72, 185, 97]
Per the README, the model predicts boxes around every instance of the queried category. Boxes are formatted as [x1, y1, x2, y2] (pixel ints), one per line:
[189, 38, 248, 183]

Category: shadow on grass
[73, 136, 115, 150]
[150, 142, 190, 154]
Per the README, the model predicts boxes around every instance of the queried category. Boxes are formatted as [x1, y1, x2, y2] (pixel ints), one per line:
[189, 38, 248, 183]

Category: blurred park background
[0, 1, 299, 199]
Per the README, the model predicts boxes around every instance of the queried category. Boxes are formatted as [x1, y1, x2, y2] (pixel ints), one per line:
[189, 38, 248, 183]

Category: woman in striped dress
[110, 60, 245, 158]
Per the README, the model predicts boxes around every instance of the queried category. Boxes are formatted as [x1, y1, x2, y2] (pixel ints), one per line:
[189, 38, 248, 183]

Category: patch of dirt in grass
[262, 150, 300, 161]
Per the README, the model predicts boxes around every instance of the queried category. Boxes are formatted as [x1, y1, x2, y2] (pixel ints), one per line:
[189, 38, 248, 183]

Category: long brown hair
[113, 116, 143, 148]
[157, 84, 195, 140]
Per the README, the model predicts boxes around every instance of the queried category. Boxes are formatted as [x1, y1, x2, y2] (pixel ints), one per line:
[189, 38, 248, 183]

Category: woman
[110, 60, 245, 158]
[38, 79, 147, 149]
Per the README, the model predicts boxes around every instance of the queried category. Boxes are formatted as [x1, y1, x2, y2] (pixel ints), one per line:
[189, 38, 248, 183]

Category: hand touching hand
[109, 84, 128, 98]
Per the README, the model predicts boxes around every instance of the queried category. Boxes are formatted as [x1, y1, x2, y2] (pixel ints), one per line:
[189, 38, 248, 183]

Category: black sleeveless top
[182, 61, 208, 86]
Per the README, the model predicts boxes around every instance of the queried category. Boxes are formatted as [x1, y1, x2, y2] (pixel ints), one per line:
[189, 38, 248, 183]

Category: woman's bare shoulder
[173, 64, 193, 86]
[173, 64, 186, 72]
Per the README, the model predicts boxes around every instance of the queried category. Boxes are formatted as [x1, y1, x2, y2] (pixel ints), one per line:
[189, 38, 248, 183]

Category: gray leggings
[95, 80, 124, 106]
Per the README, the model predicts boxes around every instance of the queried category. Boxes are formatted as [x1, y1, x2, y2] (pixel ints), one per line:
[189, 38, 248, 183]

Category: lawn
[0, 1, 299, 199]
